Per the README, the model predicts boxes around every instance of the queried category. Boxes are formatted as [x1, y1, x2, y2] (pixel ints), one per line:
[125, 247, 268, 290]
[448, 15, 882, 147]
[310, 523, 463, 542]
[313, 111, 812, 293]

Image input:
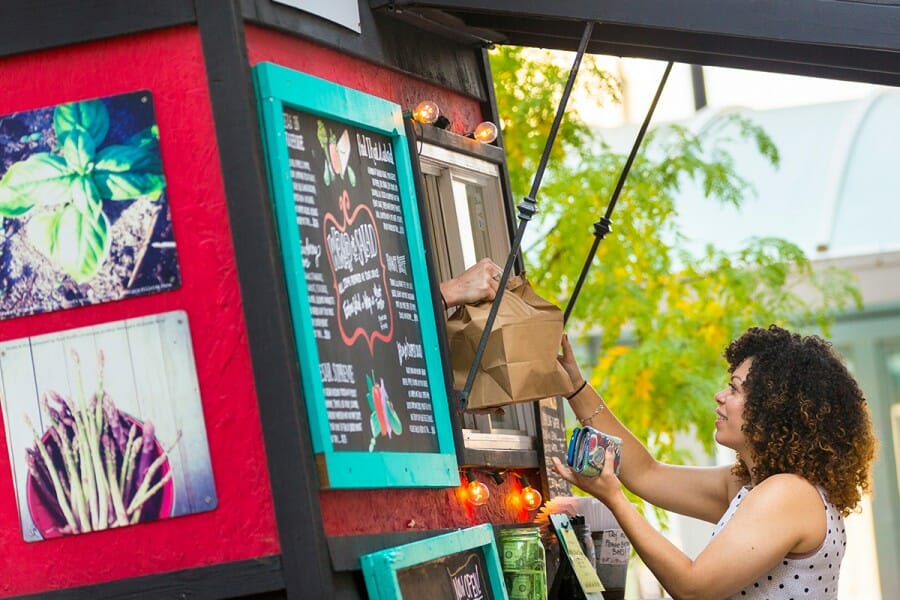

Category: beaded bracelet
[577, 403, 605, 426]
[440, 293, 449, 311]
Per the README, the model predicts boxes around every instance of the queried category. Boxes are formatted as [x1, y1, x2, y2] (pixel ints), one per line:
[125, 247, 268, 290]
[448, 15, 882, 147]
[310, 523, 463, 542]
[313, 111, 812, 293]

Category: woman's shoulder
[744, 474, 825, 517]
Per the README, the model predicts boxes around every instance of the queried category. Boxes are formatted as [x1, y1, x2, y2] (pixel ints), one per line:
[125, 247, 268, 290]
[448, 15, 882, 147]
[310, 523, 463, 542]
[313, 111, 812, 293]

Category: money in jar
[498, 527, 547, 600]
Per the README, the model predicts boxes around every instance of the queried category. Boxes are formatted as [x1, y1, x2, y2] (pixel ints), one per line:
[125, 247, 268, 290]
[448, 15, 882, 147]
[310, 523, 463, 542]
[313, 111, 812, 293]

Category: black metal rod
[563, 61, 673, 325]
[457, 21, 595, 409]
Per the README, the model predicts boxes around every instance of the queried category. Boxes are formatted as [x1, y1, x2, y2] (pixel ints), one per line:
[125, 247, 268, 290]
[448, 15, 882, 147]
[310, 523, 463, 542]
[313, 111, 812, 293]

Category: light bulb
[467, 479, 491, 506]
[412, 100, 440, 124]
[521, 485, 543, 511]
[472, 121, 498, 143]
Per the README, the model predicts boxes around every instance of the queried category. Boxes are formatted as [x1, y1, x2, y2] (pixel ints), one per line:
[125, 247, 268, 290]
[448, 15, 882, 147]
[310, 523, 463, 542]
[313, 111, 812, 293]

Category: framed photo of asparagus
[0, 310, 217, 542]
[253, 62, 459, 488]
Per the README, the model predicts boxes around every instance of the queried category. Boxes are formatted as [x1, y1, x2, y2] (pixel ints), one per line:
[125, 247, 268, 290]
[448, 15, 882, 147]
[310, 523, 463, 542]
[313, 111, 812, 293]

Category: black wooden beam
[328, 529, 456, 571]
[13, 557, 284, 600]
[195, 0, 333, 598]
[373, 0, 900, 84]
[0, 0, 195, 58]
[240, 0, 488, 100]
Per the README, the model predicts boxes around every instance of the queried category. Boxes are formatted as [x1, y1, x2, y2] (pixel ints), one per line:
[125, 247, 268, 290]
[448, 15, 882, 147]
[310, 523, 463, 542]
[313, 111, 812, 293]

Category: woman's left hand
[551, 449, 626, 506]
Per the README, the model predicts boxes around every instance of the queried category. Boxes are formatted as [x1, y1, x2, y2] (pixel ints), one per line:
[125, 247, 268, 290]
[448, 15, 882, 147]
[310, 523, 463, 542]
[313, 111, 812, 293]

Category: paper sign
[598, 530, 630, 565]
[550, 514, 606, 596]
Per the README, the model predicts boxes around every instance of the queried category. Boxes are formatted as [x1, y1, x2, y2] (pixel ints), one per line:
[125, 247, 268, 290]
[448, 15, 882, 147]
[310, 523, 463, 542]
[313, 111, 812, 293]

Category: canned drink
[498, 527, 547, 600]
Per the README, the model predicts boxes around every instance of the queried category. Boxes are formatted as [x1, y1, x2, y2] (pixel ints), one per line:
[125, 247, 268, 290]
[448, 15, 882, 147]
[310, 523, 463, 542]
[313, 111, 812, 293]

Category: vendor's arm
[439, 258, 502, 307]
[559, 335, 740, 522]
[554, 456, 826, 600]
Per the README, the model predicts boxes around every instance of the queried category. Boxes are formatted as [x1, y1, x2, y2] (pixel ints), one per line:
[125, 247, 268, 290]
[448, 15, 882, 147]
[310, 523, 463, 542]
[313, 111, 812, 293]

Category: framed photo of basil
[253, 62, 459, 489]
[360, 524, 507, 600]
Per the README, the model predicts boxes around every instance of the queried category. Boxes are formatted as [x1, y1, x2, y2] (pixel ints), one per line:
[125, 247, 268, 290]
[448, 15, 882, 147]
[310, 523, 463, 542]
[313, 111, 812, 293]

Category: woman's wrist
[566, 380, 587, 400]
[566, 382, 606, 426]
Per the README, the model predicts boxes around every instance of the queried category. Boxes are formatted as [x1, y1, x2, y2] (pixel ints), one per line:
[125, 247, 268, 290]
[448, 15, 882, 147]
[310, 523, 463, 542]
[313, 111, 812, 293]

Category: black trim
[0, 0, 195, 59]
[374, 0, 900, 84]
[328, 529, 456, 572]
[13, 557, 284, 600]
[240, 0, 488, 100]
[196, 0, 333, 597]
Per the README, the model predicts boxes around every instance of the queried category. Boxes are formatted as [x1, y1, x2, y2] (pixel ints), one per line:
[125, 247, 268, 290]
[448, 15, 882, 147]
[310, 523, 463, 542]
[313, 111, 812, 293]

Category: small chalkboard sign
[538, 397, 572, 499]
[254, 63, 458, 489]
[361, 524, 507, 600]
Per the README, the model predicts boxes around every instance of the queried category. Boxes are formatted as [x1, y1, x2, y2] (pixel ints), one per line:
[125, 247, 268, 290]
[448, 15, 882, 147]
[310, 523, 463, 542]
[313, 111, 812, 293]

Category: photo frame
[360, 524, 507, 600]
[0, 90, 181, 319]
[253, 62, 459, 488]
[0, 310, 217, 541]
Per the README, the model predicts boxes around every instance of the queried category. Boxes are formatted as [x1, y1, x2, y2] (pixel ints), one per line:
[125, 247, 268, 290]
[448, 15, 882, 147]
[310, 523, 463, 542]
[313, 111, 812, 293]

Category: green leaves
[28, 198, 110, 284]
[0, 154, 72, 216]
[0, 98, 165, 282]
[54, 99, 109, 149]
[490, 47, 861, 471]
[94, 144, 164, 200]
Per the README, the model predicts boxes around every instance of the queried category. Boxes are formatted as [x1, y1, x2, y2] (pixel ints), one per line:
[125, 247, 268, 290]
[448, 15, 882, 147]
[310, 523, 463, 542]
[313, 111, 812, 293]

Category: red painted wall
[0, 27, 279, 596]
[245, 25, 534, 536]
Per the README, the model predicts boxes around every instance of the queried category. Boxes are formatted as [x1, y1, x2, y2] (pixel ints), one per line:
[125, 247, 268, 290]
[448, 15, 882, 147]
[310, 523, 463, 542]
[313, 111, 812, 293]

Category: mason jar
[498, 527, 548, 600]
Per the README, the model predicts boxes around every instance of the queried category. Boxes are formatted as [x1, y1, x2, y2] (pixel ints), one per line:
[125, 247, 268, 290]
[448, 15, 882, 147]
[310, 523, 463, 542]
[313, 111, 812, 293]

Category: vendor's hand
[552, 450, 625, 506]
[558, 334, 586, 390]
[440, 258, 503, 307]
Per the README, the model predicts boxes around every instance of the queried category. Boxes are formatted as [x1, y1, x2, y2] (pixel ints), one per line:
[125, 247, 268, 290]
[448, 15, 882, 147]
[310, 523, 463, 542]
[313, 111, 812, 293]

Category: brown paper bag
[446, 273, 572, 410]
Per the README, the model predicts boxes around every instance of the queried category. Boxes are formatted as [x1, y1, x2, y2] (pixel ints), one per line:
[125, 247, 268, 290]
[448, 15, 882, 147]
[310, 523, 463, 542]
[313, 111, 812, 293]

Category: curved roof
[632, 90, 900, 259]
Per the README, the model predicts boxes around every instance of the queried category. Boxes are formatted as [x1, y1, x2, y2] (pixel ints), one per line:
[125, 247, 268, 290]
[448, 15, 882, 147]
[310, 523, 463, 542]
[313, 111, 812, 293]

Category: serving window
[412, 125, 540, 461]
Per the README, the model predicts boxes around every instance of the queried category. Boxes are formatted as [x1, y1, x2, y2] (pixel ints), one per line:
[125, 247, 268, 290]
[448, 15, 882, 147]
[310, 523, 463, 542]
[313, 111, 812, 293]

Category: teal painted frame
[360, 524, 508, 599]
[253, 62, 458, 488]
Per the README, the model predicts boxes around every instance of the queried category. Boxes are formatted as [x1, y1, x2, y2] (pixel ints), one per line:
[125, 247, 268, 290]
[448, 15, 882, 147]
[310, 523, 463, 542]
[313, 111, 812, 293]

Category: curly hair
[724, 325, 877, 516]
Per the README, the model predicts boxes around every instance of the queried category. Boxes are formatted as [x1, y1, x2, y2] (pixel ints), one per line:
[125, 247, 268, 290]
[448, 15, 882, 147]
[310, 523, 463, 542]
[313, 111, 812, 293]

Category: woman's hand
[552, 449, 626, 506]
[558, 333, 586, 390]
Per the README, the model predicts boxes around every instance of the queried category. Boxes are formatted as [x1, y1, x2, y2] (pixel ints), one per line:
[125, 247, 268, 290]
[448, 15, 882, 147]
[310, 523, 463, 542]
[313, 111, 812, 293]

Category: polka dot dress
[710, 486, 845, 599]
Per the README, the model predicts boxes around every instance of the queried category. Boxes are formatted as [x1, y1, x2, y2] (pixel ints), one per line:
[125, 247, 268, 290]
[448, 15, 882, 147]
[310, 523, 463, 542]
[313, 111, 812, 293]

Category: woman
[552, 325, 877, 599]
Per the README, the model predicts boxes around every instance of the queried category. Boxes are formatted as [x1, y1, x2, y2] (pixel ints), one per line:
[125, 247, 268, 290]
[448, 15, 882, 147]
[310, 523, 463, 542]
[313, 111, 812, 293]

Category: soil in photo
[0, 194, 181, 320]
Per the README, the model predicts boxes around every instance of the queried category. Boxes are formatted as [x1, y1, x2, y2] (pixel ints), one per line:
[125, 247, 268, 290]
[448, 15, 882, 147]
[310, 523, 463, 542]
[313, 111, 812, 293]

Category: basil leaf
[27, 203, 110, 282]
[70, 175, 102, 217]
[93, 144, 165, 201]
[126, 125, 160, 152]
[54, 99, 109, 147]
[0, 153, 73, 216]
[60, 129, 96, 174]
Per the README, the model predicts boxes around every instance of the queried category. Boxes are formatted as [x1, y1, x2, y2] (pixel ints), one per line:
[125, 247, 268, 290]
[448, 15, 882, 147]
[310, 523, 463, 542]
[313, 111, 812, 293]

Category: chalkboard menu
[538, 397, 572, 499]
[361, 524, 508, 600]
[397, 547, 494, 600]
[283, 108, 438, 454]
[255, 62, 458, 489]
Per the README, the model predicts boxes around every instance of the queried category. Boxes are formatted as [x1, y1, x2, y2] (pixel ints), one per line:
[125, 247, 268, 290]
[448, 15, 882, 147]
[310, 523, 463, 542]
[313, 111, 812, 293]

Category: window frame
[405, 122, 542, 468]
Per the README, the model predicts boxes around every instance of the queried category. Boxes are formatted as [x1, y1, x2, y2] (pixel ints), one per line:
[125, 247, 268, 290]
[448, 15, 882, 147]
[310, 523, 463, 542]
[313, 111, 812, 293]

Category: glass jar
[498, 527, 548, 600]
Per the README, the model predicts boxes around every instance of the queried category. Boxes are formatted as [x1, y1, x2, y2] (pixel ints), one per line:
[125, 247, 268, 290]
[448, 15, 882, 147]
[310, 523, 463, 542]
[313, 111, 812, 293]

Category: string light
[464, 470, 490, 506]
[519, 478, 543, 511]
[412, 100, 440, 124]
[471, 121, 498, 144]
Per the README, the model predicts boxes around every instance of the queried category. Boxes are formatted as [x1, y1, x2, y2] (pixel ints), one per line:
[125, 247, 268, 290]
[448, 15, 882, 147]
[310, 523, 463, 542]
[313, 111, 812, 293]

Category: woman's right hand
[559, 334, 586, 391]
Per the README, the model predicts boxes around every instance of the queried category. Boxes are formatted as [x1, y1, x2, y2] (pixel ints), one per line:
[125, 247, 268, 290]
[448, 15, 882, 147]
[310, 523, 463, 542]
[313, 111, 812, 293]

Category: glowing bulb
[467, 479, 490, 506]
[412, 100, 440, 124]
[520, 486, 543, 511]
[472, 121, 498, 144]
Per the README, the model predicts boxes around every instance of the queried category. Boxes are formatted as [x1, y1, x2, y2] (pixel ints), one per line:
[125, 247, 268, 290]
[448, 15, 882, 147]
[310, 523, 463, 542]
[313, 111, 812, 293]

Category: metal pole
[563, 61, 673, 325]
[457, 21, 595, 410]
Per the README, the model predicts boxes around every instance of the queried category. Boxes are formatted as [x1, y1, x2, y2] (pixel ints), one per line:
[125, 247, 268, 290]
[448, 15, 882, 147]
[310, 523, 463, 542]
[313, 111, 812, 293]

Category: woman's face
[714, 358, 752, 452]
